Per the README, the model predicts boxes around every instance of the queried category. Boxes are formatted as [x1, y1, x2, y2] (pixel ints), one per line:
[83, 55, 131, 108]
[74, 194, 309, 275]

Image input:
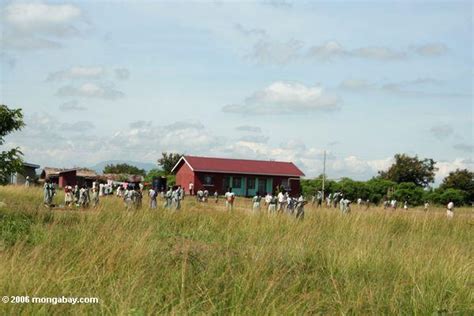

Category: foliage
[144, 168, 165, 182]
[103, 163, 146, 176]
[365, 178, 397, 203]
[378, 154, 437, 187]
[302, 176, 396, 204]
[158, 152, 183, 175]
[0, 105, 25, 184]
[425, 188, 467, 206]
[301, 175, 338, 197]
[144, 168, 176, 186]
[336, 178, 369, 201]
[392, 182, 425, 206]
[439, 169, 474, 203]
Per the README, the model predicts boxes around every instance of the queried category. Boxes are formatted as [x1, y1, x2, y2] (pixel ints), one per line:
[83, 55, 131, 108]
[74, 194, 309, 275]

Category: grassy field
[0, 186, 472, 315]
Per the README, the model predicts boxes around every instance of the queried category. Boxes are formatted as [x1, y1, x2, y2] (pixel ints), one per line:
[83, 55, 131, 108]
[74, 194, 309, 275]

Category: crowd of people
[40, 180, 457, 219]
[310, 189, 457, 218]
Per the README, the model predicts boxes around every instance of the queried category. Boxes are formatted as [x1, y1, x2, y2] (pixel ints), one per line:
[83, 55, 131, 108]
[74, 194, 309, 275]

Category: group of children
[43, 180, 100, 208]
[311, 190, 352, 214]
[251, 191, 307, 219]
[41, 181, 457, 219]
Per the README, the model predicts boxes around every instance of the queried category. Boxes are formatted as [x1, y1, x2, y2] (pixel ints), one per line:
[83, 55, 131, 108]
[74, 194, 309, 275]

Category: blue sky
[1, 0, 472, 184]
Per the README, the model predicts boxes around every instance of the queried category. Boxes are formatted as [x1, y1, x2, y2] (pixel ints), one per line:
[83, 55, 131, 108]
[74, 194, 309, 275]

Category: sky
[0, 0, 472, 184]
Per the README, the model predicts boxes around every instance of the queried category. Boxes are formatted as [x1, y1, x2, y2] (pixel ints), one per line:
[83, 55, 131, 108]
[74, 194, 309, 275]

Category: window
[281, 179, 289, 190]
[202, 174, 213, 186]
[232, 177, 242, 189]
[247, 178, 255, 190]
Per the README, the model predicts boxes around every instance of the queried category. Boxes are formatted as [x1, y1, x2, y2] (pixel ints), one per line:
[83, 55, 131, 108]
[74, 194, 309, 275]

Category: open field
[0, 186, 473, 315]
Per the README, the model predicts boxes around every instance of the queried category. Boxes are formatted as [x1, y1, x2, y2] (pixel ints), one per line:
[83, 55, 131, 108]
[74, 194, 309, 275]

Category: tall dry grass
[0, 186, 472, 315]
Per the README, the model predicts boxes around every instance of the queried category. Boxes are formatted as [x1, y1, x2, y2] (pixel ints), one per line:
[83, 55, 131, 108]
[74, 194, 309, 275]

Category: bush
[392, 182, 425, 206]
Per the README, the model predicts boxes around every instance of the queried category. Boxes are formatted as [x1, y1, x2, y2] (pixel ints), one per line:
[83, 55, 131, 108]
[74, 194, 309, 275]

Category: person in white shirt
[296, 195, 307, 219]
[252, 192, 261, 213]
[447, 201, 454, 219]
[149, 188, 157, 209]
[224, 188, 235, 211]
[424, 202, 429, 212]
[268, 193, 277, 213]
[264, 193, 272, 206]
[164, 186, 173, 208]
[277, 191, 286, 212]
[189, 182, 194, 195]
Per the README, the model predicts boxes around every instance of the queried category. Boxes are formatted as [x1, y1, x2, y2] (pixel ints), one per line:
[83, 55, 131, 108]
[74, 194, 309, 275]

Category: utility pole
[322, 150, 326, 207]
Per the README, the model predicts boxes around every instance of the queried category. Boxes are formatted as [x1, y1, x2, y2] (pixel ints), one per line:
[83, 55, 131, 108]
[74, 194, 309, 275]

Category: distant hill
[90, 160, 158, 173]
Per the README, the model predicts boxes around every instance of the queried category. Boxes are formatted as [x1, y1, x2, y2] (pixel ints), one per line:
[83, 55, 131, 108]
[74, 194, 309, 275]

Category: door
[257, 178, 267, 195]
[247, 177, 257, 197]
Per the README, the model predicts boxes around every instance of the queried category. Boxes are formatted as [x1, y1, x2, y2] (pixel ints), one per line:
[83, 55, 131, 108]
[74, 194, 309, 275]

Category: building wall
[59, 170, 77, 188]
[175, 162, 195, 193]
[192, 172, 301, 197]
[9, 166, 38, 185]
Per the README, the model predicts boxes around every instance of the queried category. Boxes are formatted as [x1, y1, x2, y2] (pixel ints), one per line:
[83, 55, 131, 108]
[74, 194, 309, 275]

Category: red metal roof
[176, 155, 305, 177]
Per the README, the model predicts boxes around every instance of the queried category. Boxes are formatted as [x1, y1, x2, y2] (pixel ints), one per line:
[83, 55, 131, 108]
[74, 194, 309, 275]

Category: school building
[172, 155, 305, 197]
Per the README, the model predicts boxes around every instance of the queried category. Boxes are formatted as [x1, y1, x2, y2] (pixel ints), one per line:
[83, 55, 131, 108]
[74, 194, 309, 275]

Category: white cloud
[435, 158, 474, 183]
[352, 46, 406, 60]
[238, 134, 269, 143]
[248, 38, 303, 65]
[308, 41, 406, 61]
[235, 125, 262, 133]
[307, 41, 446, 62]
[223, 81, 340, 115]
[2, 2, 85, 51]
[115, 68, 130, 80]
[47, 66, 105, 81]
[56, 83, 125, 99]
[307, 41, 346, 60]
[430, 124, 454, 140]
[59, 100, 86, 112]
[453, 143, 474, 153]
[4, 2, 81, 31]
[339, 77, 469, 99]
[415, 43, 448, 57]
[234, 23, 267, 37]
[60, 121, 95, 131]
[339, 79, 373, 90]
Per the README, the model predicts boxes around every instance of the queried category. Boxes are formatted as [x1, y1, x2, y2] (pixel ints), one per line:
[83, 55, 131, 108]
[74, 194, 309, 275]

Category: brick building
[172, 155, 305, 197]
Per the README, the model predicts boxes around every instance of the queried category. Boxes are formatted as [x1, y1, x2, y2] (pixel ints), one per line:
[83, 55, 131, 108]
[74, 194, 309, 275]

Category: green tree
[365, 178, 397, 203]
[378, 154, 437, 187]
[144, 168, 165, 182]
[301, 175, 338, 197]
[0, 105, 25, 185]
[436, 188, 466, 206]
[392, 182, 425, 206]
[439, 169, 474, 203]
[103, 163, 146, 176]
[158, 152, 183, 175]
[337, 178, 369, 201]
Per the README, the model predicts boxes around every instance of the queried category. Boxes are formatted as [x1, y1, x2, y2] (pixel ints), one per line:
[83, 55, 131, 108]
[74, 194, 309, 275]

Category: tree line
[302, 154, 473, 206]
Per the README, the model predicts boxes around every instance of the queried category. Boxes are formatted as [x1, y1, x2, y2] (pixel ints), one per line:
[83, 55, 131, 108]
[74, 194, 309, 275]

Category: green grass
[0, 186, 472, 315]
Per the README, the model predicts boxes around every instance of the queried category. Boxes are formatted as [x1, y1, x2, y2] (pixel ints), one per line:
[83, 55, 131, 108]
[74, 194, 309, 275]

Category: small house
[9, 162, 40, 185]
